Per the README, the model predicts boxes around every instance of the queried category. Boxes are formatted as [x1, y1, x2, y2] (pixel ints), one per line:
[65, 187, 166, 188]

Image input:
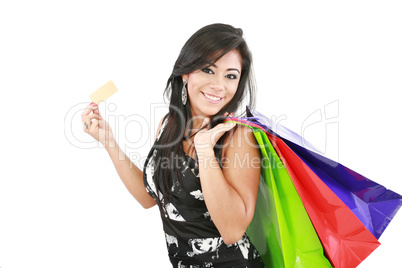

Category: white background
[1, 0, 401, 267]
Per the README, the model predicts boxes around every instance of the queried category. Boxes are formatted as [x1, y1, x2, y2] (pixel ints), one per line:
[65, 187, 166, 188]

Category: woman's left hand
[194, 113, 236, 155]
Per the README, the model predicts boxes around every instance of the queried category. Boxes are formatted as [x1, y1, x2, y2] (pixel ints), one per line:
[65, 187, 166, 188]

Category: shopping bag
[226, 110, 402, 267]
[250, 109, 402, 240]
[281, 137, 402, 239]
[268, 132, 380, 268]
[245, 127, 332, 267]
[230, 118, 380, 267]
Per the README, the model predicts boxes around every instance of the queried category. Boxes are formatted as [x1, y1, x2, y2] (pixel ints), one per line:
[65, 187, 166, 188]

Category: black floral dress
[143, 118, 265, 268]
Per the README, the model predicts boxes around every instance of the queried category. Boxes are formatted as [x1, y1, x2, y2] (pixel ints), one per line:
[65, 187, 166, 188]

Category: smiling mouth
[202, 92, 223, 103]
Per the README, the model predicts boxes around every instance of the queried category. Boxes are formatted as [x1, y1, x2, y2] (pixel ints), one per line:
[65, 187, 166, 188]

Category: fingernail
[91, 102, 98, 107]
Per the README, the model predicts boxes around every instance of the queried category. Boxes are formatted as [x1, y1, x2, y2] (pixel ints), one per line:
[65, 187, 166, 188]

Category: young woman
[82, 23, 265, 267]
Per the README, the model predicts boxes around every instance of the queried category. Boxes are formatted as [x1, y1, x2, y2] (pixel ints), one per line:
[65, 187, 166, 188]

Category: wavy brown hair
[152, 23, 257, 209]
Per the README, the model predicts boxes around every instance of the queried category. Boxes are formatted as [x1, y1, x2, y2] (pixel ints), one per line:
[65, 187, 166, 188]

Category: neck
[184, 114, 208, 138]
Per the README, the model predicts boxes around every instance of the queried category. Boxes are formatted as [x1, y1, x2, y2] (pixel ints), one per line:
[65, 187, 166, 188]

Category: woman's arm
[105, 142, 156, 209]
[82, 102, 165, 209]
[195, 122, 260, 245]
[104, 116, 166, 209]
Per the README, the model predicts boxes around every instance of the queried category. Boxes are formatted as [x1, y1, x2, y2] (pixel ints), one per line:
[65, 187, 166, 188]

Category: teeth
[204, 93, 222, 101]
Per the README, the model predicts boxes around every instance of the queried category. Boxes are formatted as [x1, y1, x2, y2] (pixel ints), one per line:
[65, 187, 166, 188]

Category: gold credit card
[89, 80, 118, 104]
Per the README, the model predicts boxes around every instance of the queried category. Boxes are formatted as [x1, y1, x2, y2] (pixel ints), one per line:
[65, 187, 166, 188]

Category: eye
[226, 74, 238, 80]
[201, 68, 214, 74]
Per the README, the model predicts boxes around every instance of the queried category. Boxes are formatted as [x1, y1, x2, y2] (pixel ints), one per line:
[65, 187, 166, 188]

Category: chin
[203, 108, 224, 117]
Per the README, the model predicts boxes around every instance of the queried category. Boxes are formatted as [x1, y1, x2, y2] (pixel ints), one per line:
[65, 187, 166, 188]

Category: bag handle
[224, 117, 268, 133]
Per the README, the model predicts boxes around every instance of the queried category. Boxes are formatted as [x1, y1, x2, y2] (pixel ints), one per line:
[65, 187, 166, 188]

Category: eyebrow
[209, 63, 241, 73]
[227, 68, 241, 73]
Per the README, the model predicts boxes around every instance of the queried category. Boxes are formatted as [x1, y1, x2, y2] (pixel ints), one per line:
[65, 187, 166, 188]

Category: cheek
[187, 76, 201, 93]
[187, 83, 199, 97]
[227, 83, 239, 98]
[188, 72, 207, 85]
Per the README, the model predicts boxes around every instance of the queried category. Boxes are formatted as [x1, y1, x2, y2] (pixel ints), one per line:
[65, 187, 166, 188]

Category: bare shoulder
[222, 124, 259, 159]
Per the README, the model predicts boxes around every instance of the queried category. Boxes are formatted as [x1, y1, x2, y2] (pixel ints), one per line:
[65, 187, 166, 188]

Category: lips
[202, 92, 223, 103]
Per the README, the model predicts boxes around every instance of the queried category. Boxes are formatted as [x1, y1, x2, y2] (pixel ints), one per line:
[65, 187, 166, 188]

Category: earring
[182, 80, 187, 105]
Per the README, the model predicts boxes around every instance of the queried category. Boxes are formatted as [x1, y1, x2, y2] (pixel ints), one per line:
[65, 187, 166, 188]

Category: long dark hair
[153, 23, 256, 209]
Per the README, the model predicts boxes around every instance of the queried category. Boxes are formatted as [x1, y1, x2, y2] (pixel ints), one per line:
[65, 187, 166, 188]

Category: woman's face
[182, 49, 242, 118]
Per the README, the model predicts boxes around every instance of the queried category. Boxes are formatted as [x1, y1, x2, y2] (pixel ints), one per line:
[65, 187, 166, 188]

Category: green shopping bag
[245, 127, 331, 267]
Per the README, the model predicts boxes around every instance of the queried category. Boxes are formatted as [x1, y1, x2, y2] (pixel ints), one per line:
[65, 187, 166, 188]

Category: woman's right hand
[81, 102, 116, 148]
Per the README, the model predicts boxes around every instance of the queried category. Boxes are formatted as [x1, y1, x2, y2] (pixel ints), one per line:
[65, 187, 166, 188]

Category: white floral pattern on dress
[165, 202, 186, 221]
[187, 237, 223, 257]
[237, 235, 251, 259]
[190, 190, 204, 201]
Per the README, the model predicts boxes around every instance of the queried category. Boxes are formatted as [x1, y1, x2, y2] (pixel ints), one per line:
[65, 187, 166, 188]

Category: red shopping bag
[268, 133, 380, 268]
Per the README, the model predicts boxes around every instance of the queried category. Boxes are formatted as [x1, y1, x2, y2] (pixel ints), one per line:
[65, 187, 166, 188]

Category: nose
[209, 75, 225, 91]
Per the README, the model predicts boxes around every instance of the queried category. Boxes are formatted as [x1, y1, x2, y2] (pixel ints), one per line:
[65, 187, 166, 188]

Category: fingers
[222, 122, 237, 130]
[200, 112, 235, 131]
[88, 113, 102, 122]
[206, 122, 236, 144]
[201, 112, 234, 130]
[83, 114, 102, 130]
[88, 118, 99, 132]
[214, 122, 236, 135]
[82, 102, 102, 132]
[92, 106, 100, 115]
[98, 116, 105, 128]
[81, 102, 99, 116]
[82, 113, 101, 124]
[226, 112, 234, 118]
